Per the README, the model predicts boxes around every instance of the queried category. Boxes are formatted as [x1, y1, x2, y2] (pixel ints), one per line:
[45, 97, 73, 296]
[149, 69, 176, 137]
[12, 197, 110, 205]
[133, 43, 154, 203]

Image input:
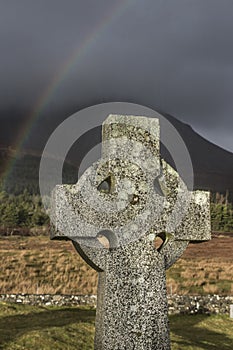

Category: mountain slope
[163, 113, 233, 193]
[0, 148, 78, 194]
[0, 113, 232, 196]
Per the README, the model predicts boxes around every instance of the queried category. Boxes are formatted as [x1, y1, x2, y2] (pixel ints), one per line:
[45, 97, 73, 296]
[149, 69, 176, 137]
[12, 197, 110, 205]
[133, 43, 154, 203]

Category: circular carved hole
[154, 232, 173, 252]
[154, 236, 164, 251]
[97, 175, 113, 194]
[96, 230, 118, 249]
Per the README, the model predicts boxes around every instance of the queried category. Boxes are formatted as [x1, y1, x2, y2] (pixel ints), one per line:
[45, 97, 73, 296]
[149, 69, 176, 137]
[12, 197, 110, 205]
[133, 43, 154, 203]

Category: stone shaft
[94, 239, 170, 350]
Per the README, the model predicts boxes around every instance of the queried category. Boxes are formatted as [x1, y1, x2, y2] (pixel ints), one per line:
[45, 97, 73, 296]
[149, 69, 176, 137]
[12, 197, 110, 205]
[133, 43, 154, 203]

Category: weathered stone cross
[51, 114, 211, 350]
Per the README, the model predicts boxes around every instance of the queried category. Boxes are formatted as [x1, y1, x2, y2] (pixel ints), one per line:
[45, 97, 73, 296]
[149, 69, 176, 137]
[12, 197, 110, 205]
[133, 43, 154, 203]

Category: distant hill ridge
[163, 113, 233, 194]
[0, 113, 232, 197]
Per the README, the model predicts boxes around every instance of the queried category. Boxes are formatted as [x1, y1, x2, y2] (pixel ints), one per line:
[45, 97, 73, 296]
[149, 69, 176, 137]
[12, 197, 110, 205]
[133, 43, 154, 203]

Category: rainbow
[1, 0, 135, 188]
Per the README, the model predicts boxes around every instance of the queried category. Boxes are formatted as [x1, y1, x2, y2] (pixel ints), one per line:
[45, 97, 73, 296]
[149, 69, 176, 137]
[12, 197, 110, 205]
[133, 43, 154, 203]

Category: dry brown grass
[0, 237, 98, 294]
[166, 258, 233, 295]
[0, 234, 232, 295]
[166, 233, 233, 295]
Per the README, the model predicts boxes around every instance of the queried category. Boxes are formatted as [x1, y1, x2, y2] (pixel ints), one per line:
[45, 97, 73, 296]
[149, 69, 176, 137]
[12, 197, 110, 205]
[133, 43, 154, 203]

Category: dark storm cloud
[0, 0, 233, 152]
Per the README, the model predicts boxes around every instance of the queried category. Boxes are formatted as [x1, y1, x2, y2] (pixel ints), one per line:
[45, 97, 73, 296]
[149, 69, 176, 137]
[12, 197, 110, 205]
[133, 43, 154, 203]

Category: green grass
[170, 314, 233, 350]
[0, 302, 232, 349]
[0, 302, 95, 350]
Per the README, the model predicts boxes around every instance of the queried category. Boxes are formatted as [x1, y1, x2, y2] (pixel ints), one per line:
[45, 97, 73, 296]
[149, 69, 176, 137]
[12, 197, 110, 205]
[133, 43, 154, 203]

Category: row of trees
[210, 191, 233, 232]
[0, 190, 49, 228]
[210, 202, 233, 232]
[0, 190, 232, 232]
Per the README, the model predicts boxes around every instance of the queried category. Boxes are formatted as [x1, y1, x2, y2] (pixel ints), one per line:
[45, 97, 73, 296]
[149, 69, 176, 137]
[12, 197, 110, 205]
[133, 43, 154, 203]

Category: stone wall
[0, 294, 97, 307]
[167, 294, 233, 315]
[0, 294, 232, 315]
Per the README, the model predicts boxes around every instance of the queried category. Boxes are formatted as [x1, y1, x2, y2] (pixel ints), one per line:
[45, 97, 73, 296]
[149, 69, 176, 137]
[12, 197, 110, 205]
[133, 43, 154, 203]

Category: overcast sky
[0, 0, 233, 152]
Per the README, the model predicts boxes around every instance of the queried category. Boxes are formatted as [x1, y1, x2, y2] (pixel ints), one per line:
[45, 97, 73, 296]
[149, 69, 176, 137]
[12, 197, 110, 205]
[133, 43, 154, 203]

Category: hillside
[0, 112, 233, 197]
[0, 148, 78, 194]
[162, 113, 233, 194]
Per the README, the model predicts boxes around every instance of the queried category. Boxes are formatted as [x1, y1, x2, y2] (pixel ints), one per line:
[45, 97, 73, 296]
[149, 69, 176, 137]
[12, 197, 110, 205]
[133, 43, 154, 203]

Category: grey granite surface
[51, 114, 211, 349]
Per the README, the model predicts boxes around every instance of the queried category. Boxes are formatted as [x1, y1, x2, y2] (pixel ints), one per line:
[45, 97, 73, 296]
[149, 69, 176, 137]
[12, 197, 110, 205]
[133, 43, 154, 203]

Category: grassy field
[0, 302, 232, 350]
[0, 234, 232, 295]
